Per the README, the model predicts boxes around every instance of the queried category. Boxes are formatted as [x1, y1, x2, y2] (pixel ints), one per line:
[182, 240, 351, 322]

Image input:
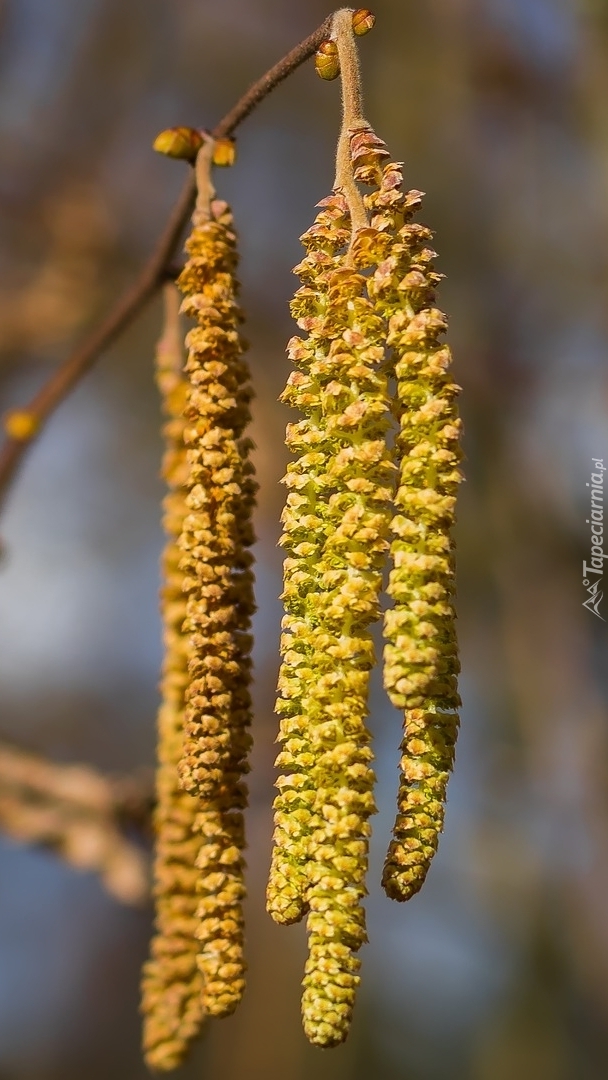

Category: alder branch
[0, 740, 154, 905]
[0, 13, 333, 515]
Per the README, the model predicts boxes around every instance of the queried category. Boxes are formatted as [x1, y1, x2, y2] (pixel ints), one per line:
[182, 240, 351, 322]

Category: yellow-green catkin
[268, 10, 402, 1048]
[351, 125, 463, 901]
[176, 163, 256, 1016]
[270, 182, 397, 1044]
[141, 284, 206, 1072]
[266, 195, 356, 929]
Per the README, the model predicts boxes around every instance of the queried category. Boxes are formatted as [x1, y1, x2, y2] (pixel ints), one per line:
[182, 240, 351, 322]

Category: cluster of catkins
[267, 124, 462, 1047]
[141, 9, 462, 1070]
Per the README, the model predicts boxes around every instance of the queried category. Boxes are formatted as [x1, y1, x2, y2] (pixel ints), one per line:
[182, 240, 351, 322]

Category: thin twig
[213, 17, 332, 139]
[0, 13, 334, 515]
[0, 740, 154, 904]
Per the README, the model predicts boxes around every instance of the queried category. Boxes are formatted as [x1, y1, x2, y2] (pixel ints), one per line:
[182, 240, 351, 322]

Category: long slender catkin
[270, 173, 398, 1044]
[270, 108, 463, 1044]
[176, 152, 256, 1017]
[350, 125, 463, 901]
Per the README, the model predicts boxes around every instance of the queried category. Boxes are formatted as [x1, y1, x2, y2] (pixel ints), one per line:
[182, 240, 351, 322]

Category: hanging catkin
[269, 7, 462, 1047]
[176, 142, 256, 1016]
[379, 219, 462, 900]
[269, 9, 399, 1048]
[141, 284, 206, 1072]
[349, 124, 463, 900]
[272, 191, 397, 1049]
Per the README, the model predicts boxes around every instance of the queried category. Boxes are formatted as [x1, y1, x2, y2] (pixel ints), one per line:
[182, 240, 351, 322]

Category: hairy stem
[193, 139, 217, 224]
[332, 8, 368, 240]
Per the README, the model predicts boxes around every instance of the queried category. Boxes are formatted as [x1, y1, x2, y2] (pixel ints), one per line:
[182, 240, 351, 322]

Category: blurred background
[0, 0, 607, 1077]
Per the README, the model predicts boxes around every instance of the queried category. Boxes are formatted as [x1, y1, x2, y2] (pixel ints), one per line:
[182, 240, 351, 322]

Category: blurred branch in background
[0, 741, 153, 905]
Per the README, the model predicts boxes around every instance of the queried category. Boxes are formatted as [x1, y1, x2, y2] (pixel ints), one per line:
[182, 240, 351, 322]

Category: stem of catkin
[193, 138, 217, 225]
[332, 9, 369, 240]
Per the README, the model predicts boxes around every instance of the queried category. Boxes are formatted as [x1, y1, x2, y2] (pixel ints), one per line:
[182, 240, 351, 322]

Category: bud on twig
[212, 137, 237, 167]
[3, 411, 39, 441]
[315, 40, 340, 80]
[153, 127, 205, 163]
[352, 9, 376, 36]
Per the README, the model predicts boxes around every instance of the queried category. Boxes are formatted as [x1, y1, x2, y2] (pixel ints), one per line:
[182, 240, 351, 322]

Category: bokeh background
[1, 0, 608, 1077]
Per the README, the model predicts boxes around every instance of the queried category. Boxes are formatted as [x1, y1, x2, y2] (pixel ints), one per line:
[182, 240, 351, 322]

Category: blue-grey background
[1, 1, 607, 1077]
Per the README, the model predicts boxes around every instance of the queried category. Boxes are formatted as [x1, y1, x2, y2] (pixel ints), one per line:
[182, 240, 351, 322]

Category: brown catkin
[176, 188, 256, 1016]
[141, 284, 206, 1072]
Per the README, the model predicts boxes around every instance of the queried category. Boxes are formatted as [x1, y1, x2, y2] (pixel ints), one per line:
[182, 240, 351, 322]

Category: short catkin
[141, 285, 206, 1072]
[176, 167, 256, 1016]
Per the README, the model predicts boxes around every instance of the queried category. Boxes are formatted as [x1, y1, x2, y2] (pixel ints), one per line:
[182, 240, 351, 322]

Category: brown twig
[0, 13, 334, 515]
[0, 740, 154, 904]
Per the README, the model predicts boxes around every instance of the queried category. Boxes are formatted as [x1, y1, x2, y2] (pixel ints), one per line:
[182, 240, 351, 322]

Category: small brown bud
[212, 138, 236, 167]
[315, 41, 340, 81]
[153, 126, 205, 162]
[352, 9, 376, 35]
